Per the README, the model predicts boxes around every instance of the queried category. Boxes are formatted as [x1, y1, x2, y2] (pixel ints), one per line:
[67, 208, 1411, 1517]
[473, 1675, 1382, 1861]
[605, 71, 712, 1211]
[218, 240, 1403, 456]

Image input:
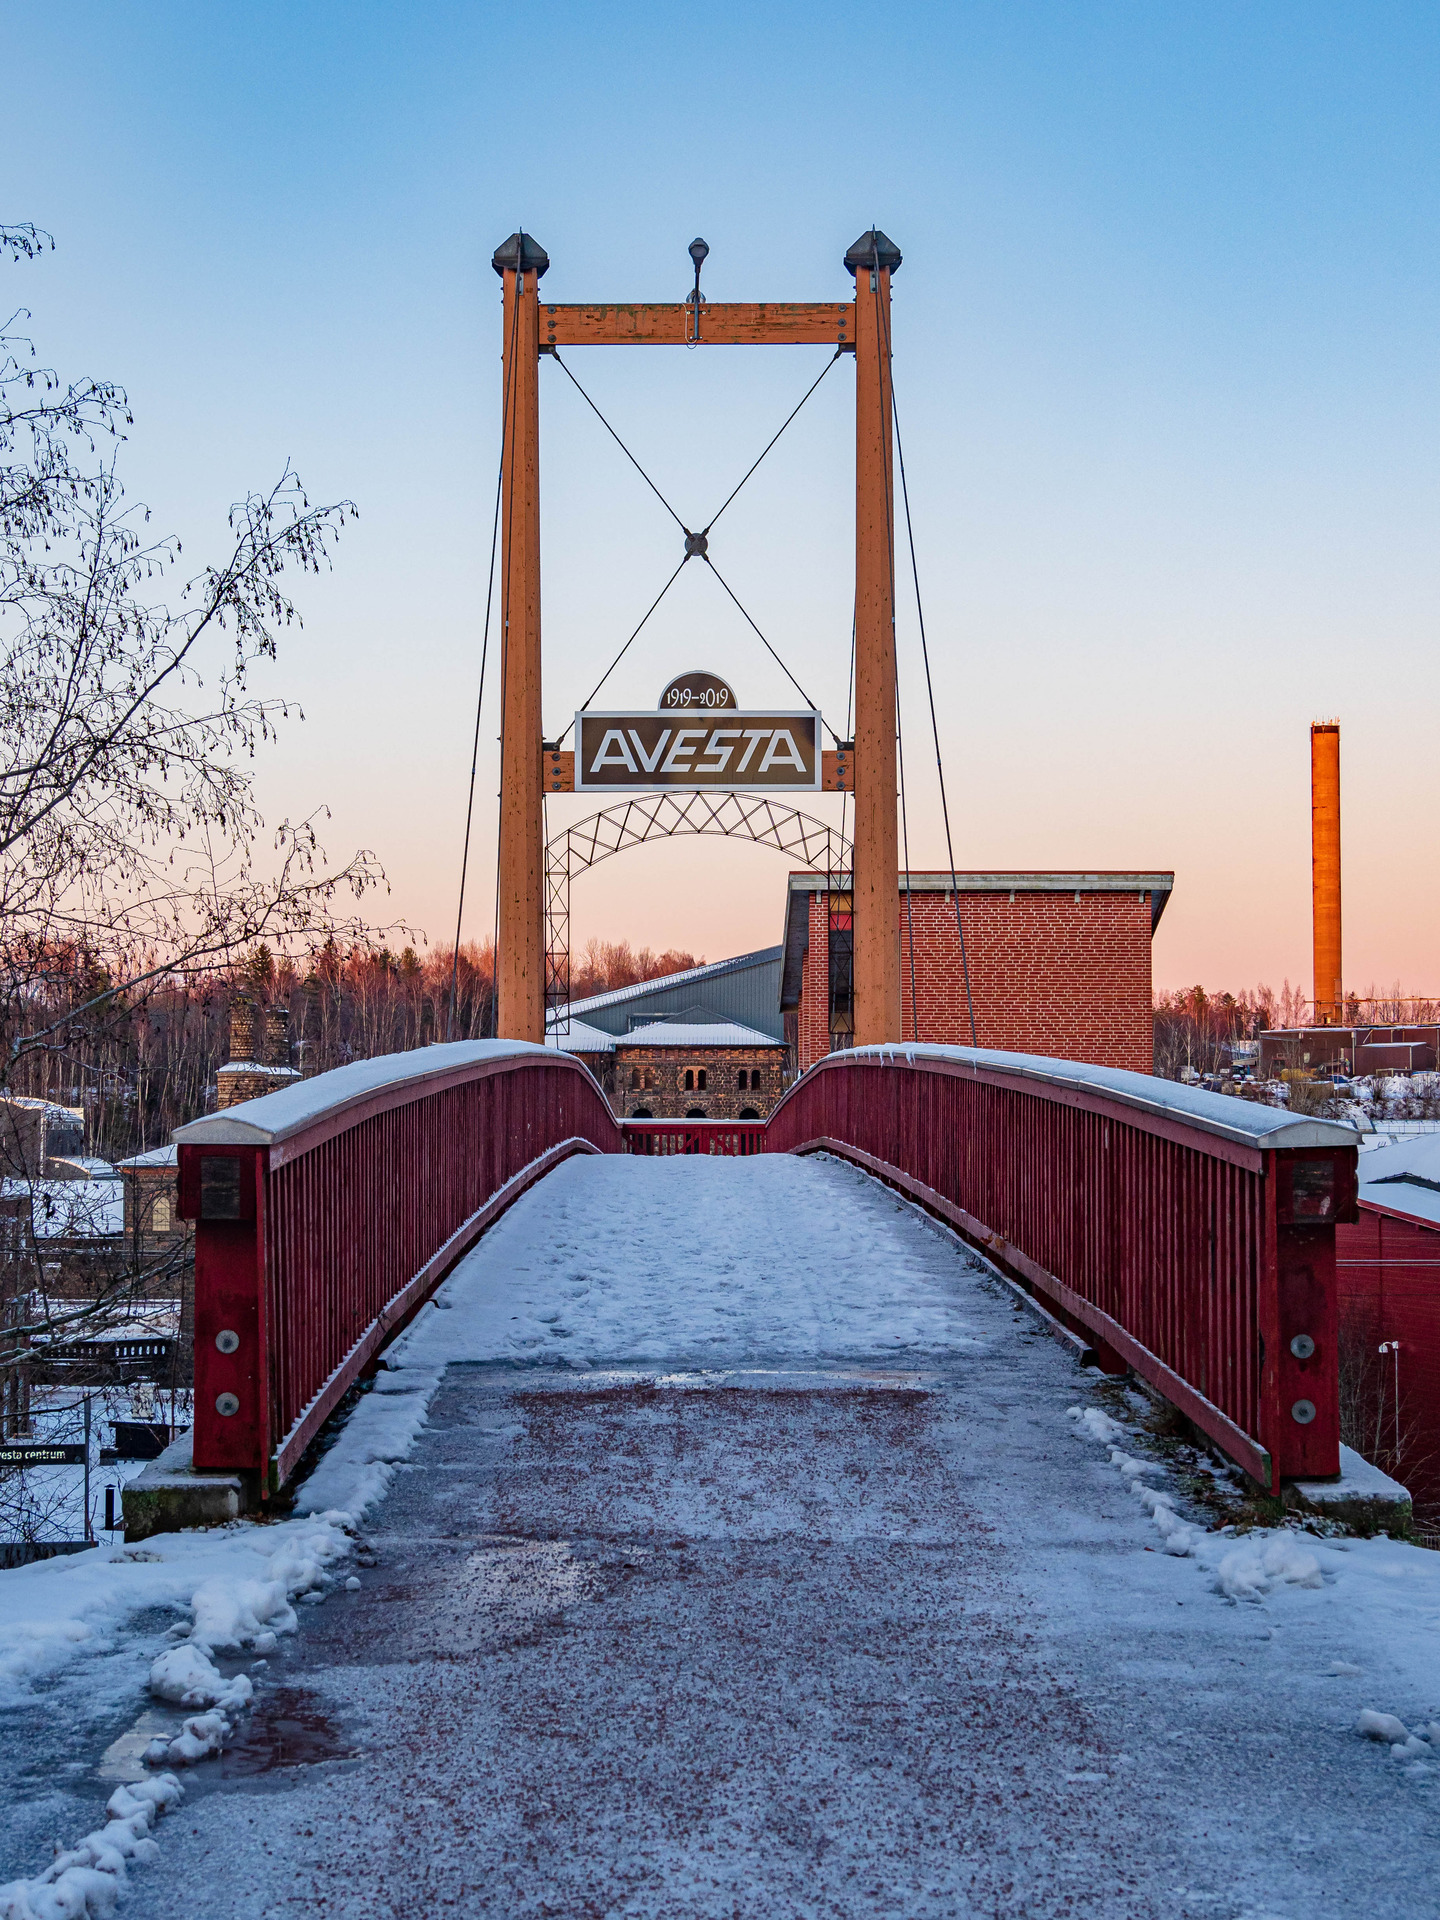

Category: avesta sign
[575, 672, 820, 793]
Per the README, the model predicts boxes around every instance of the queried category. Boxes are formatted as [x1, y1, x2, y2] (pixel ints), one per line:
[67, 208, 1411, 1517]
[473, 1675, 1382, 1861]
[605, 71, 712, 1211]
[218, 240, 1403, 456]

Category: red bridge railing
[177, 1036, 1357, 1500]
[622, 1120, 766, 1156]
[766, 1045, 1358, 1490]
[176, 1043, 620, 1490]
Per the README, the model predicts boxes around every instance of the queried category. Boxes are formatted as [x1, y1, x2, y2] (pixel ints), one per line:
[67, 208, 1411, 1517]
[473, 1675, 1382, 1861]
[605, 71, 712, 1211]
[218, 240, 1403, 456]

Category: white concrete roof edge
[173, 1039, 556, 1148]
[837, 1044, 1360, 1151]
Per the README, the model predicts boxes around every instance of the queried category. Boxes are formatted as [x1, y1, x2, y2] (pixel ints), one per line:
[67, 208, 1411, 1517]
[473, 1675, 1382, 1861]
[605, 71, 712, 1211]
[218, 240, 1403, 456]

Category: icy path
[7, 1154, 1440, 1919]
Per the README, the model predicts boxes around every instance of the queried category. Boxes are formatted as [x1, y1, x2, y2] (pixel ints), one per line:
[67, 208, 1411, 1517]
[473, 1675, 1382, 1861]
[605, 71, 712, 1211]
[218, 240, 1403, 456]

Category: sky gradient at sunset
[7, 2, 1438, 995]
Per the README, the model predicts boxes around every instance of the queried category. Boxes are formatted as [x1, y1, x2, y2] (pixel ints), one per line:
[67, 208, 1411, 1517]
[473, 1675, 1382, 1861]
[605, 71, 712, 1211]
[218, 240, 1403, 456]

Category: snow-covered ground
[3, 1152, 1440, 1918]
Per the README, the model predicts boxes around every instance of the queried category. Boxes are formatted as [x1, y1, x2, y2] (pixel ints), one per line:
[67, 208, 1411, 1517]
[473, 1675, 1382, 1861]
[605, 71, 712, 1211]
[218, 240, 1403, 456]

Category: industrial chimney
[1310, 721, 1342, 1024]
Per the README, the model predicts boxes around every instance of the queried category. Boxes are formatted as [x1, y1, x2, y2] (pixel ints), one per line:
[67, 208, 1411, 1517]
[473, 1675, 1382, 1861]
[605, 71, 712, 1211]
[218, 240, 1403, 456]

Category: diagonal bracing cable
[545, 346, 847, 741]
[549, 345, 843, 539]
[549, 350, 688, 532]
[703, 348, 844, 533]
[701, 555, 839, 742]
[556, 557, 690, 745]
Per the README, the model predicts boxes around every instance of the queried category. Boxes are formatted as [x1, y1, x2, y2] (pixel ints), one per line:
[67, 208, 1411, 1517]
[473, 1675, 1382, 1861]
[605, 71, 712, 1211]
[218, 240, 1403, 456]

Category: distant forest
[7, 935, 701, 1165]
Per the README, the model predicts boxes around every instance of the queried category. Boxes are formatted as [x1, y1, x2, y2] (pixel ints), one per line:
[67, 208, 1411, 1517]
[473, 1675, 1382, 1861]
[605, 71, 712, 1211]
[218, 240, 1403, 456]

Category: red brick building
[782, 871, 1174, 1074]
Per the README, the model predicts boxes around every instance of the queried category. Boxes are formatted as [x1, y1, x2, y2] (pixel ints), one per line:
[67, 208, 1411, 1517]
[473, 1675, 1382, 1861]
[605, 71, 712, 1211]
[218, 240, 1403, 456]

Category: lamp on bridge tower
[488, 225, 905, 1048]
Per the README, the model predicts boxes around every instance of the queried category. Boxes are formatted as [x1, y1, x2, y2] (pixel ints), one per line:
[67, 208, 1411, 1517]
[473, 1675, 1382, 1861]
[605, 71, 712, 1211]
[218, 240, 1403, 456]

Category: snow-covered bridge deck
[9, 1151, 1433, 1919]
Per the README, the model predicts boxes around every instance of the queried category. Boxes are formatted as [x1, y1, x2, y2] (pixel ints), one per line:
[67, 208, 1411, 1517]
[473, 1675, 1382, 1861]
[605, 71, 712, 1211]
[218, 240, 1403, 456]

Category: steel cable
[545, 347, 846, 739]
[872, 254, 977, 1045]
[449, 282, 522, 1040]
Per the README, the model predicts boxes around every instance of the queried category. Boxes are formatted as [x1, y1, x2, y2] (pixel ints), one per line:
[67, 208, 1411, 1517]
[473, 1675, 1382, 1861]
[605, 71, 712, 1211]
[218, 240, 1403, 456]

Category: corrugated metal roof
[620, 1021, 782, 1049]
[549, 946, 784, 1040]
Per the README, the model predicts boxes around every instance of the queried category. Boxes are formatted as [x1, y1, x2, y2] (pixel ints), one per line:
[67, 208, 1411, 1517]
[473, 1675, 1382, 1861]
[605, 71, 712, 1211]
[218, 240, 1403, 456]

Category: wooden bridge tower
[491, 227, 903, 1047]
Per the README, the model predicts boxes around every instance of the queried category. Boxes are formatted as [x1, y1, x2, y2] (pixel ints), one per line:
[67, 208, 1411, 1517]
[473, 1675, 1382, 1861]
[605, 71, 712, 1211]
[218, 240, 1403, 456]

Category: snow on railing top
[828, 1044, 1360, 1153]
[174, 1039, 559, 1149]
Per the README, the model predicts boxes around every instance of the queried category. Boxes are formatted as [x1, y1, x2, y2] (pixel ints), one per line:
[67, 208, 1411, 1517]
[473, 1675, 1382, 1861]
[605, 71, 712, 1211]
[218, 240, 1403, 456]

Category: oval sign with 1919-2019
[659, 670, 737, 711]
[575, 710, 820, 791]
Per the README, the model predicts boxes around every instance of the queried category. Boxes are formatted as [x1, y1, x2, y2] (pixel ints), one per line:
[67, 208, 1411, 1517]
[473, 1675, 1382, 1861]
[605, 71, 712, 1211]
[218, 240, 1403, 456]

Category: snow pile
[144, 1709, 233, 1767]
[1072, 1406, 1125, 1445]
[0, 1511, 356, 1906]
[1067, 1404, 1322, 1595]
[1212, 1533, 1324, 1601]
[0, 1514, 352, 1706]
[1357, 1709, 1440, 1761]
[130, 1516, 359, 1768]
[147, 1642, 252, 1712]
[0, 1774, 183, 1919]
[294, 1368, 445, 1520]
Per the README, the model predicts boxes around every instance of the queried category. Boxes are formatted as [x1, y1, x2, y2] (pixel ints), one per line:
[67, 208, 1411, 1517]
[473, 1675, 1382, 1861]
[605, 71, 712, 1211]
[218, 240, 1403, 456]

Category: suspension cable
[872, 255, 978, 1046]
[449, 285, 520, 1040]
[896, 680, 919, 1042]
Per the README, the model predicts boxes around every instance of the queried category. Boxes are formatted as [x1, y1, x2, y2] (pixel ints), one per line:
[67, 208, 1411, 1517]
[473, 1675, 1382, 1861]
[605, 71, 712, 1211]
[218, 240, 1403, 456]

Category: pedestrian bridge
[173, 1041, 1357, 1501]
[87, 1046, 1440, 1920]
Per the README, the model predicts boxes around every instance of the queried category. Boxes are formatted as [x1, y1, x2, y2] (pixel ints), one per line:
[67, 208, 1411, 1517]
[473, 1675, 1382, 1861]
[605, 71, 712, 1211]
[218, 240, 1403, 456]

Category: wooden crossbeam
[541, 303, 853, 348]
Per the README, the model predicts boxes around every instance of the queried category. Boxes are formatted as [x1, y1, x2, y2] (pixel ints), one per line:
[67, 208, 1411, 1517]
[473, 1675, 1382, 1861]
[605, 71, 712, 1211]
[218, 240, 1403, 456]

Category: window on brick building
[697, 1068, 707, 1091]
[750, 1067, 764, 1091]
[737, 1069, 748, 1090]
[629, 1068, 642, 1091]
[684, 1068, 694, 1091]
[828, 892, 854, 1045]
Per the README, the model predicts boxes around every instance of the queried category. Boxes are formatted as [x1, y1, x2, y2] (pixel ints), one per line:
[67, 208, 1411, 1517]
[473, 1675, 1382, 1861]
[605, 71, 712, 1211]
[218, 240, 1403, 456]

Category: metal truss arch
[545, 791, 852, 1028]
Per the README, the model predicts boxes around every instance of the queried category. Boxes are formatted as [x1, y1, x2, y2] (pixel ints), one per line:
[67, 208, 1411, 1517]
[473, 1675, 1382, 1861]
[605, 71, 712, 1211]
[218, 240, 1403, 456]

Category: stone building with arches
[545, 949, 788, 1119]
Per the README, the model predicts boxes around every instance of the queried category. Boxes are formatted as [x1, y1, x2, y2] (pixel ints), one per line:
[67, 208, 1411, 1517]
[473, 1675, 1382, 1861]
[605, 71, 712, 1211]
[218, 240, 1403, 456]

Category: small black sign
[0, 1443, 89, 1467]
[200, 1155, 243, 1220]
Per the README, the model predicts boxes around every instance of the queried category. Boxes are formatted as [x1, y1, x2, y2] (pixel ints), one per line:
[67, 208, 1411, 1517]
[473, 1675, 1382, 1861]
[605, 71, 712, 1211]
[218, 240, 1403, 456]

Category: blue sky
[7, 2, 1439, 990]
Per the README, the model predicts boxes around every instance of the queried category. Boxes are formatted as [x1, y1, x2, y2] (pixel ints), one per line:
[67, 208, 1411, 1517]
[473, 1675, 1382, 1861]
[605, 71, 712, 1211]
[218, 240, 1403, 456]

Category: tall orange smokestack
[1310, 721, 1342, 1024]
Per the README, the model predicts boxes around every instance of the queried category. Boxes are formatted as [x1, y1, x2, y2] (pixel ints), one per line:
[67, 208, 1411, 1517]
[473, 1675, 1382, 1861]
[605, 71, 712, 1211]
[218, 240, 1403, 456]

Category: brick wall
[798, 886, 1156, 1073]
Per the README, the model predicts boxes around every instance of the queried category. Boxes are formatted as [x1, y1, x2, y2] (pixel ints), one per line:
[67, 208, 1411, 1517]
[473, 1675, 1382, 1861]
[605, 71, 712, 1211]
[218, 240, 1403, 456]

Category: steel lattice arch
[544, 791, 852, 1026]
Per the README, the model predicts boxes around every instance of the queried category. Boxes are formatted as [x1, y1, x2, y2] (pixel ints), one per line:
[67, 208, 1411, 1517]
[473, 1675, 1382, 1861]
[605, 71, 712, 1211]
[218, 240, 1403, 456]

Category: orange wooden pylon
[848, 230, 903, 1047]
[494, 232, 547, 1044]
